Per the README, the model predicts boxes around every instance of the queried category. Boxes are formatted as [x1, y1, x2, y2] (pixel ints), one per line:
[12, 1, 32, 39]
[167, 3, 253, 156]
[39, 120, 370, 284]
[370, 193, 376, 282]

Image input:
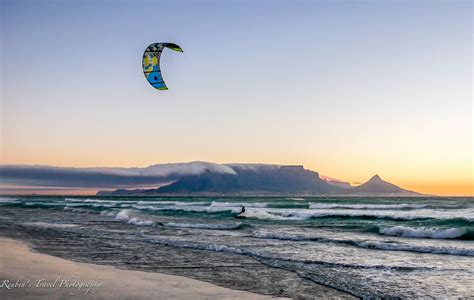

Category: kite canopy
[142, 43, 183, 91]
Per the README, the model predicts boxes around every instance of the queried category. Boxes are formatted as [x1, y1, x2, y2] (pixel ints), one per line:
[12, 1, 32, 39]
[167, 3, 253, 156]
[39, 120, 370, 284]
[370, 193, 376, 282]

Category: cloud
[0, 161, 237, 189]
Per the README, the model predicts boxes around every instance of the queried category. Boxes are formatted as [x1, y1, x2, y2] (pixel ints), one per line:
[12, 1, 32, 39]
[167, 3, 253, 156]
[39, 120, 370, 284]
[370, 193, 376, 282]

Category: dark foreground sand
[0, 238, 287, 299]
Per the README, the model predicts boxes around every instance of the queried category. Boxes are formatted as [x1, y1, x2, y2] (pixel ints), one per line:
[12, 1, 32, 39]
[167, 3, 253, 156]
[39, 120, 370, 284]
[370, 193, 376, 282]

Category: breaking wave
[309, 203, 427, 210]
[379, 226, 467, 239]
[0, 197, 18, 203]
[252, 231, 474, 256]
[163, 222, 243, 230]
[140, 232, 436, 269]
[210, 201, 268, 208]
[114, 210, 154, 226]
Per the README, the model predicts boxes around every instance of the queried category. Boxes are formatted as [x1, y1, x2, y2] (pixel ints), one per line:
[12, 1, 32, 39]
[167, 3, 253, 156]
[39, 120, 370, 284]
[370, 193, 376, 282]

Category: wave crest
[163, 222, 243, 230]
[379, 226, 466, 239]
[114, 210, 153, 226]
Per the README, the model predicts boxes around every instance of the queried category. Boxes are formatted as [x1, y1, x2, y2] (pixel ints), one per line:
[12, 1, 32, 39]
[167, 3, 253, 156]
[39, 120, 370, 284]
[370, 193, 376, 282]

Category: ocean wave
[65, 198, 101, 202]
[66, 198, 138, 204]
[25, 202, 65, 206]
[22, 222, 78, 229]
[252, 231, 323, 241]
[114, 210, 154, 226]
[0, 197, 18, 203]
[379, 226, 467, 239]
[239, 208, 474, 222]
[91, 203, 117, 208]
[135, 200, 208, 206]
[63, 207, 99, 214]
[357, 240, 474, 256]
[64, 197, 80, 202]
[309, 203, 427, 210]
[210, 201, 268, 208]
[252, 231, 474, 256]
[100, 210, 117, 217]
[238, 210, 303, 220]
[286, 198, 305, 201]
[163, 222, 243, 230]
[140, 233, 433, 270]
[132, 204, 235, 213]
[127, 204, 474, 223]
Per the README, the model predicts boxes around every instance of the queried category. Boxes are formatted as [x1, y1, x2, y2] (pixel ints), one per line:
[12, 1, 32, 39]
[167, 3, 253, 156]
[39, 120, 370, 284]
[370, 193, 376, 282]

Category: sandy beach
[0, 238, 286, 300]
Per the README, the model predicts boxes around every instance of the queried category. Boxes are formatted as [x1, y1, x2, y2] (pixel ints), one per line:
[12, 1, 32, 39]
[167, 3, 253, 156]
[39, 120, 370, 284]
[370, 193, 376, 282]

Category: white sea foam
[379, 226, 466, 239]
[239, 208, 474, 222]
[252, 231, 474, 256]
[164, 222, 242, 230]
[100, 210, 117, 217]
[64, 197, 80, 202]
[309, 203, 427, 209]
[111, 204, 474, 222]
[91, 203, 117, 208]
[132, 204, 234, 213]
[25, 202, 64, 206]
[238, 209, 303, 220]
[136, 201, 178, 205]
[63, 203, 89, 207]
[65, 198, 137, 204]
[114, 210, 153, 226]
[252, 231, 315, 241]
[286, 197, 305, 201]
[23, 222, 78, 229]
[134, 201, 209, 206]
[64, 207, 89, 213]
[357, 240, 474, 256]
[210, 201, 268, 208]
[0, 197, 18, 203]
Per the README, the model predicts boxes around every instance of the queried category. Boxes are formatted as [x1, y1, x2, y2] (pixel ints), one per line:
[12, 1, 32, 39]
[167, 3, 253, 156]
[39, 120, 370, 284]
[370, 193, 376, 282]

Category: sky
[0, 0, 472, 196]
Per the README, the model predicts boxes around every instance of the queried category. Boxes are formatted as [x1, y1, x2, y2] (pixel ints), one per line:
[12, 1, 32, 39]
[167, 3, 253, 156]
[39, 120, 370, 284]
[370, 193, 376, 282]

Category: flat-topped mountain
[94, 162, 420, 196]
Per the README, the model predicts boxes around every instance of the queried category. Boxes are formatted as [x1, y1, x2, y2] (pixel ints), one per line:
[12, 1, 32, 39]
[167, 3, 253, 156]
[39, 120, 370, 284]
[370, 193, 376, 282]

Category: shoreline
[0, 238, 287, 299]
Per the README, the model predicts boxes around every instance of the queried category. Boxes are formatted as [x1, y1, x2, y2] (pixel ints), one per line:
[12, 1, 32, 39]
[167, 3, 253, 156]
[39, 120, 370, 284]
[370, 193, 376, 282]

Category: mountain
[343, 175, 420, 196]
[0, 160, 421, 196]
[121, 165, 336, 195]
[97, 163, 421, 196]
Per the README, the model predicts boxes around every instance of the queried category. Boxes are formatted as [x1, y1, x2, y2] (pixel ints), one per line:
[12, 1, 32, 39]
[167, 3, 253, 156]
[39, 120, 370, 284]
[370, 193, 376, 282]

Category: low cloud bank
[0, 161, 236, 189]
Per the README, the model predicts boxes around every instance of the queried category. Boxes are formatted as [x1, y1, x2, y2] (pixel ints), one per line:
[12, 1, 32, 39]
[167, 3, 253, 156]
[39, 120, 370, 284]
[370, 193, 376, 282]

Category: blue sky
[1, 0, 472, 195]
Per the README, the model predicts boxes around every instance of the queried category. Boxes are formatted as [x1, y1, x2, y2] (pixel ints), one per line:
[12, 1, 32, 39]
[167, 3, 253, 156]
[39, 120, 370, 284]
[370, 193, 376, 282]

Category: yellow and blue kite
[142, 43, 183, 91]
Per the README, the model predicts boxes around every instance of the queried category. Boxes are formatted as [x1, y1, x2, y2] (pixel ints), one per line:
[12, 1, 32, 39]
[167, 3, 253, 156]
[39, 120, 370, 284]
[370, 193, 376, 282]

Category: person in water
[240, 206, 245, 214]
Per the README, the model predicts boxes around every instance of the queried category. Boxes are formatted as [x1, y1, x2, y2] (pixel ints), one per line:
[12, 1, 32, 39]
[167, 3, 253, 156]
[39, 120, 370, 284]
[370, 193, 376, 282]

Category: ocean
[0, 196, 473, 298]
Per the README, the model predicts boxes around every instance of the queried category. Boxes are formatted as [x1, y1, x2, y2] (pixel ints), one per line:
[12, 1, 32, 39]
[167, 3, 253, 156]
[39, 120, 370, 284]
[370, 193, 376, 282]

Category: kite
[142, 43, 183, 90]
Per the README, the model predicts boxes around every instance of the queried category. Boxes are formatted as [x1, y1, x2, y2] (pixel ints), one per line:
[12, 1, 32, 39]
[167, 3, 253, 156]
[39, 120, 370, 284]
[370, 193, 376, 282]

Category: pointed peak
[369, 174, 382, 182]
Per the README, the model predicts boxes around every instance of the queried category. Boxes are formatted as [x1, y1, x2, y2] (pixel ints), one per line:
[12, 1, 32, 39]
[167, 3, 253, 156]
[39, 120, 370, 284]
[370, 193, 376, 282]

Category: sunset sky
[1, 0, 472, 196]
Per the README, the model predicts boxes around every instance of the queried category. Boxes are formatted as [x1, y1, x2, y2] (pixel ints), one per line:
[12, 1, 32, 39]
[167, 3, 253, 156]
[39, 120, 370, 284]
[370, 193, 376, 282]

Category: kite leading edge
[142, 43, 183, 91]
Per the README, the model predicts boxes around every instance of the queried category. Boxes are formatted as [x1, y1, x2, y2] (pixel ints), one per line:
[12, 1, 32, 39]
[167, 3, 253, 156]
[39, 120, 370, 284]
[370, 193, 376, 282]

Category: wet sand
[0, 238, 287, 299]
